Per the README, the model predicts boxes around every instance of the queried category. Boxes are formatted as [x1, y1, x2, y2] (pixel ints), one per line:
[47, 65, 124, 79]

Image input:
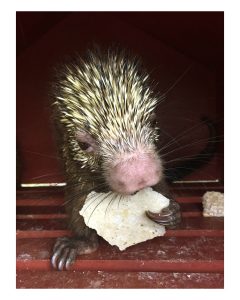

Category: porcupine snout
[106, 149, 163, 195]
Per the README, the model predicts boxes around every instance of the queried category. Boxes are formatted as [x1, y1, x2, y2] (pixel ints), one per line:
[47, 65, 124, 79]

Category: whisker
[30, 172, 63, 180]
[63, 182, 107, 207]
[118, 194, 123, 209]
[160, 136, 222, 159]
[159, 119, 219, 153]
[161, 63, 194, 98]
[104, 193, 115, 217]
[81, 188, 109, 214]
[159, 127, 181, 148]
[165, 165, 219, 181]
[21, 150, 61, 160]
[86, 192, 114, 225]
[164, 152, 223, 165]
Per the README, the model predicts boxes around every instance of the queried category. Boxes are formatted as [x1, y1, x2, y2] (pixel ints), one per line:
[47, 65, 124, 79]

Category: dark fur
[50, 48, 216, 270]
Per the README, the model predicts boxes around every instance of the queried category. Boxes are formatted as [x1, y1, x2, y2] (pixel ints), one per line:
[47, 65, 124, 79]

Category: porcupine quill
[50, 46, 215, 270]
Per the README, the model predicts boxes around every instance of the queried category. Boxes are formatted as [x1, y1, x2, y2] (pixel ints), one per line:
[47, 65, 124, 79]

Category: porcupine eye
[76, 130, 97, 153]
[78, 141, 91, 151]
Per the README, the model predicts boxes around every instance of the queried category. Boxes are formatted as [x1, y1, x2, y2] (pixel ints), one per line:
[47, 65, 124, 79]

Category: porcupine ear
[76, 130, 98, 153]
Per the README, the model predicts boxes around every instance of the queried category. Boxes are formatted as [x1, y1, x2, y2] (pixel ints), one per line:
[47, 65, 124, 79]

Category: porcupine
[51, 47, 215, 270]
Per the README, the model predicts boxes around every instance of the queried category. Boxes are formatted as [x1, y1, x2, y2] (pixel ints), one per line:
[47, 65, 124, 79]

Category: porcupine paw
[51, 235, 99, 271]
[146, 201, 181, 229]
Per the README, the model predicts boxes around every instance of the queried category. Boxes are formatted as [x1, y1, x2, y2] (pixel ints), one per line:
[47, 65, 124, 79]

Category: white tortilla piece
[79, 187, 169, 251]
[202, 191, 224, 217]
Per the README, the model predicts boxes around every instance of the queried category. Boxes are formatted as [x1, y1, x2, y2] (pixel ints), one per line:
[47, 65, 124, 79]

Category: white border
[1, 0, 239, 298]
[14, 0, 226, 12]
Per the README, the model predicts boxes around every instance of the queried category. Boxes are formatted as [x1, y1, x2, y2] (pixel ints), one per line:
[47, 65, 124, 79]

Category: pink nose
[107, 155, 162, 195]
[115, 176, 159, 195]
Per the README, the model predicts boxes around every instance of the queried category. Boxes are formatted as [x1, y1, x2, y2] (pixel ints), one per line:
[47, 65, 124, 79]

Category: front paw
[51, 235, 98, 271]
[146, 201, 181, 228]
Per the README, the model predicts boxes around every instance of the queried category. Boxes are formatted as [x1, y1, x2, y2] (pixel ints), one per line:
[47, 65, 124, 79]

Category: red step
[16, 187, 224, 288]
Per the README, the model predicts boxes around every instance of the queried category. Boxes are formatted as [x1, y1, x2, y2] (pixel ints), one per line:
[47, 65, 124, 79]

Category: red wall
[16, 12, 224, 184]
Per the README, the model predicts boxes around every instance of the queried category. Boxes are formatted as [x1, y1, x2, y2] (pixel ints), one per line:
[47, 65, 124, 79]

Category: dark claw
[58, 247, 71, 271]
[51, 235, 98, 271]
[146, 201, 181, 228]
[51, 238, 76, 270]
[66, 249, 77, 270]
